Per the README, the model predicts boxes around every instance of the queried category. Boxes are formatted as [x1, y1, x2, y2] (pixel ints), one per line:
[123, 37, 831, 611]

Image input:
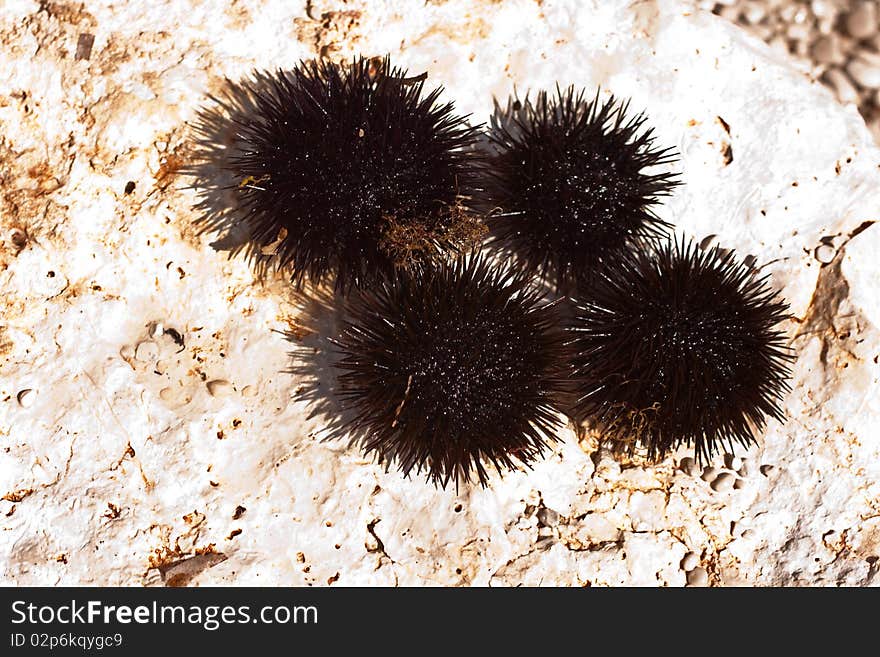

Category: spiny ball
[332, 255, 569, 487]
[189, 56, 483, 290]
[482, 87, 679, 292]
[570, 240, 792, 461]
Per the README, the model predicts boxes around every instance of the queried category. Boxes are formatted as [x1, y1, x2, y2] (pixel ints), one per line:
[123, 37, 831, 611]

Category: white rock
[842, 222, 880, 330]
[1, 0, 879, 587]
[576, 514, 621, 545]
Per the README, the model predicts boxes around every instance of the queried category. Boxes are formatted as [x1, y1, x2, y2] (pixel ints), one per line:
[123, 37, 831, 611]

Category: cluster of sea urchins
[189, 56, 792, 487]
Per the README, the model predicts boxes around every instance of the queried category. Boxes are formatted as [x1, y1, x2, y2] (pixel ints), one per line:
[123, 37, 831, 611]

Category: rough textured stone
[0, 0, 878, 586]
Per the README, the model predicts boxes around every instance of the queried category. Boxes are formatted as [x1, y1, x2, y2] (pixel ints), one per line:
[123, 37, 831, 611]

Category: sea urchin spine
[188, 56, 484, 290]
[332, 255, 569, 487]
[482, 87, 679, 292]
[570, 240, 792, 462]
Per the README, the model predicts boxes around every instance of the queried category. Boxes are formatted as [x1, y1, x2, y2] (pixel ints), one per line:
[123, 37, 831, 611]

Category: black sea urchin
[570, 240, 792, 461]
[332, 255, 568, 487]
[483, 87, 678, 291]
[188, 57, 483, 289]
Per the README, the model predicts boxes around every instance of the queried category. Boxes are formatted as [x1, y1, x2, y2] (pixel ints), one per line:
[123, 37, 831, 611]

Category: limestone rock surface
[0, 0, 878, 586]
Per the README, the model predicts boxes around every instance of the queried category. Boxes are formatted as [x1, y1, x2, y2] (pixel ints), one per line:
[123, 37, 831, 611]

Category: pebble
[17, 389, 34, 408]
[787, 22, 811, 42]
[724, 454, 743, 471]
[536, 508, 560, 527]
[737, 458, 752, 478]
[743, 2, 766, 24]
[793, 5, 810, 24]
[206, 379, 232, 397]
[159, 387, 174, 401]
[700, 466, 718, 482]
[760, 464, 775, 476]
[710, 473, 736, 492]
[679, 457, 699, 476]
[733, 478, 747, 490]
[812, 35, 844, 65]
[155, 359, 167, 375]
[824, 68, 861, 104]
[148, 322, 164, 339]
[241, 384, 258, 398]
[847, 55, 880, 89]
[681, 552, 700, 571]
[134, 340, 159, 363]
[686, 567, 709, 587]
[846, 2, 878, 40]
[119, 344, 135, 361]
[768, 35, 790, 54]
[810, 0, 836, 20]
[719, 5, 741, 21]
[816, 15, 836, 35]
[792, 39, 810, 59]
[861, 49, 880, 68]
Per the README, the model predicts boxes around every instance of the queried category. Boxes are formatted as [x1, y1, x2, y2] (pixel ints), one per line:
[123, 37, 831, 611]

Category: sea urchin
[570, 240, 792, 461]
[189, 56, 483, 290]
[483, 87, 678, 291]
[332, 255, 569, 487]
